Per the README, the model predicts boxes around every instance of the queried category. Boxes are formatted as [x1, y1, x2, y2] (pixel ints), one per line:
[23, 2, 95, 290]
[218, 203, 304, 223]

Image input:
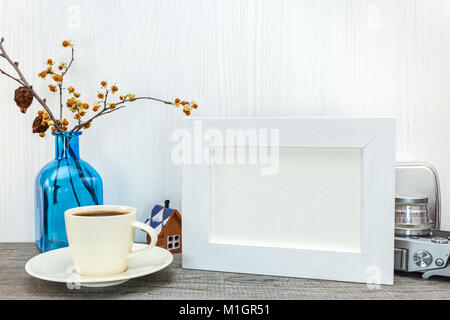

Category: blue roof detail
[151, 205, 164, 217]
[163, 208, 173, 220]
[150, 205, 174, 229]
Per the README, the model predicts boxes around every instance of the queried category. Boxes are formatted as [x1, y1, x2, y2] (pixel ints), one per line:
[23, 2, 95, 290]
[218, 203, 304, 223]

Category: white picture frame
[181, 117, 395, 284]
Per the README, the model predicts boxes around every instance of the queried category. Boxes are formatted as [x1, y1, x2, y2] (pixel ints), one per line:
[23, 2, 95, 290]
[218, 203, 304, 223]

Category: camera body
[394, 163, 450, 279]
[394, 230, 450, 278]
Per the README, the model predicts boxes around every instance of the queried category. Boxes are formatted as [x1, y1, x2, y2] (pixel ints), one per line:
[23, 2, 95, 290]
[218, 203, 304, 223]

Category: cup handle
[128, 221, 158, 259]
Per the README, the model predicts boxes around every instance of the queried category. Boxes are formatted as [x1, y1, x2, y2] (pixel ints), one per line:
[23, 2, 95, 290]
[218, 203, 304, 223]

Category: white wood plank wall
[1, 0, 450, 241]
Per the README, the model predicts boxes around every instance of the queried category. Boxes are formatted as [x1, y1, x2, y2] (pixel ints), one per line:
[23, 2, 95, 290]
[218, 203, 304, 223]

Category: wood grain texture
[2, 0, 450, 241]
[1, 243, 450, 300]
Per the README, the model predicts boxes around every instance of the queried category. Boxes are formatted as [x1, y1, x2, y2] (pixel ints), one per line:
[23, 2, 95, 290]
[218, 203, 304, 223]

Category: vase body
[34, 132, 103, 252]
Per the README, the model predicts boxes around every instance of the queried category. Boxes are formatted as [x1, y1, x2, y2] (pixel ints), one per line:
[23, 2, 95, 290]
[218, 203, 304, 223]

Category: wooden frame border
[181, 117, 395, 284]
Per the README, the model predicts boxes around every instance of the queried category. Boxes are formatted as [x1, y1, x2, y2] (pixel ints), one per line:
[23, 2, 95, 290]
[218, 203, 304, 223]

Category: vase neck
[53, 132, 81, 160]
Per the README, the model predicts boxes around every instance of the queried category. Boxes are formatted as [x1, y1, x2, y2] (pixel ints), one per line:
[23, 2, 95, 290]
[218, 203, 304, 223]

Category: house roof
[158, 209, 181, 237]
[149, 205, 174, 230]
[144, 202, 181, 237]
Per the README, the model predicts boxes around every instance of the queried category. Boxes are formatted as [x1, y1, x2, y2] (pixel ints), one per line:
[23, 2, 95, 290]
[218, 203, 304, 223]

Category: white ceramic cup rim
[65, 205, 137, 218]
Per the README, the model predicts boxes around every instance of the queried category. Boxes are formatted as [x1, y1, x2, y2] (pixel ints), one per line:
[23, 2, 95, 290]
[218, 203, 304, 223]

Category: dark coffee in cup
[73, 211, 128, 217]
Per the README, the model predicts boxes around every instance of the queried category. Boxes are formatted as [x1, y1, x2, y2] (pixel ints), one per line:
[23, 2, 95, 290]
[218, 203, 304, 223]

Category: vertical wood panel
[1, 0, 450, 241]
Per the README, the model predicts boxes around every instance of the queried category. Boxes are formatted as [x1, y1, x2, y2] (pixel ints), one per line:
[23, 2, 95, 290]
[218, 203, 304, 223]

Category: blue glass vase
[34, 131, 103, 252]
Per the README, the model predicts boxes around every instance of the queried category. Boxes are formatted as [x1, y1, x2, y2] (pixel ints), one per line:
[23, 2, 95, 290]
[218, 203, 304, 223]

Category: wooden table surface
[1, 243, 450, 300]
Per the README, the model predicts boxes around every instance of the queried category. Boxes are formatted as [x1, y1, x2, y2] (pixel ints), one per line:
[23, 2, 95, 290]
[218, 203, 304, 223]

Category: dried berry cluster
[173, 98, 198, 116]
[0, 38, 198, 138]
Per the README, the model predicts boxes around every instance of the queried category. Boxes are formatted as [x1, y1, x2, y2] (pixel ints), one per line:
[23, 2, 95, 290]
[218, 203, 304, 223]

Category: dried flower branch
[71, 95, 179, 131]
[0, 38, 198, 137]
[0, 37, 62, 132]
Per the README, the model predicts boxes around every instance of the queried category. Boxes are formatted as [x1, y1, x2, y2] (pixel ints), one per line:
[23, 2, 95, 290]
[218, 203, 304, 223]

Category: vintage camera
[394, 162, 450, 279]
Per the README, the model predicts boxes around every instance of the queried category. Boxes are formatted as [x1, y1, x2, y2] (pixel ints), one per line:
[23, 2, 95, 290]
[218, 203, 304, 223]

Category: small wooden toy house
[145, 200, 182, 253]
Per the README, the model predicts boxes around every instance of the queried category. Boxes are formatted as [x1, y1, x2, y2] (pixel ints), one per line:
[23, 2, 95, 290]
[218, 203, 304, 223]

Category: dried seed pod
[14, 86, 34, 113]
[32, 114, 49, 133]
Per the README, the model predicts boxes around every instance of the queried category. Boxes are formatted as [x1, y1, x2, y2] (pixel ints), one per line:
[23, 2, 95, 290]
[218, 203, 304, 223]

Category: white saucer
[25, 243, 173, 287]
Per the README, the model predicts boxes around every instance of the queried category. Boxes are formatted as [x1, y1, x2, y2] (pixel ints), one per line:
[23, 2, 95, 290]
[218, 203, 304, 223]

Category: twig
[0, 37, 62, 130]
[0, 68, 24, 85]
[59, 46, 74, 120]
[103, 90, 109, 110]
[102, 105, 126, 115]
[71, 96, 173, 131]
[61, 46, 74, 77]
[58, 83, 63, 120]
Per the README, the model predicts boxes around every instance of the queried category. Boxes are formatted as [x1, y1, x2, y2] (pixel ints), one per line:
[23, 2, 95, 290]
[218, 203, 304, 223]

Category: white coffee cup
[64, 205, 157, 276]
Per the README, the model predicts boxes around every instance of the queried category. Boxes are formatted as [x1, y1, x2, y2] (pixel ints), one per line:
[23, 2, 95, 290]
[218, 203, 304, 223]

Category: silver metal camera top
[396, 162, 441, 230]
